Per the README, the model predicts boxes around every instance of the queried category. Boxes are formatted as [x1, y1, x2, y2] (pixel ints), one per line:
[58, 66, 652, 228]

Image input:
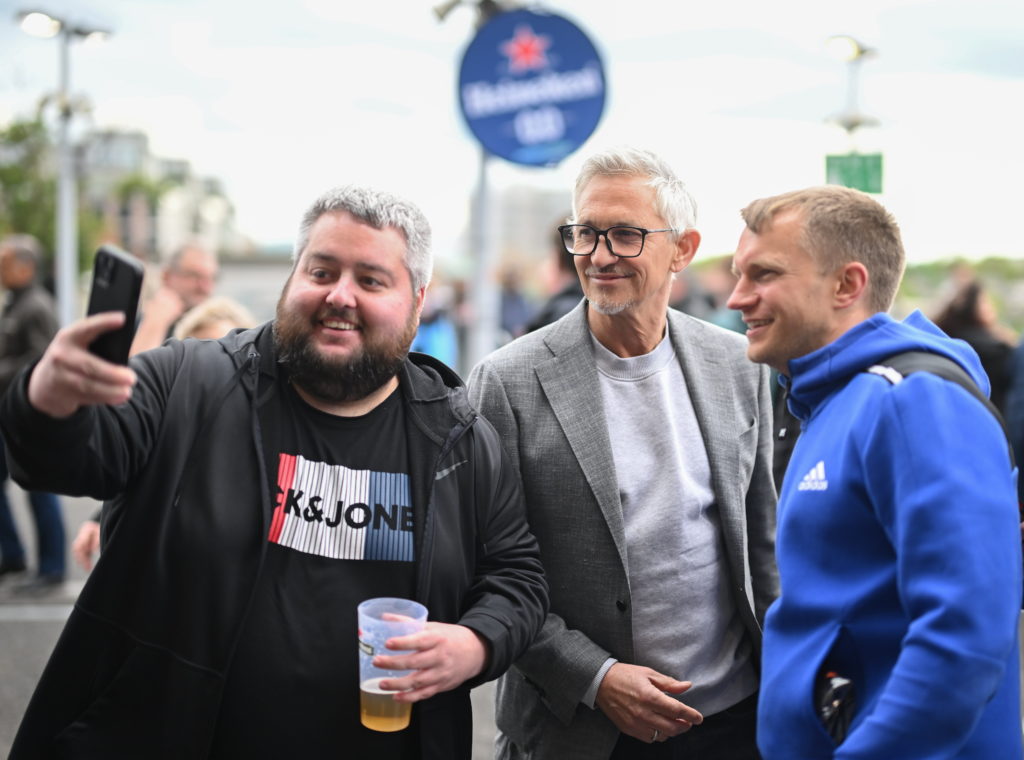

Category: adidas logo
[797, 461, 828, 491]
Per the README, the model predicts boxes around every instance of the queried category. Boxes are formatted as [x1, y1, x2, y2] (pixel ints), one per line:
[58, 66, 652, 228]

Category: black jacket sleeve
[0, 343, 181, 499]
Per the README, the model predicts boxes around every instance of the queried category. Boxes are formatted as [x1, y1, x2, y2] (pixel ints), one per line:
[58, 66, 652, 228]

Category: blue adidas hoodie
[757, 311, 1022, 759]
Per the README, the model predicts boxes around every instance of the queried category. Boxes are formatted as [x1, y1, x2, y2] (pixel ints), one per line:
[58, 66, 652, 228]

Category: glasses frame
[557, 224, 676, 259]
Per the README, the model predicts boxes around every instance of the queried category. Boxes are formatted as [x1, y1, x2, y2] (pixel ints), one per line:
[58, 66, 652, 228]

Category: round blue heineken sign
[458, 9, 606, 167]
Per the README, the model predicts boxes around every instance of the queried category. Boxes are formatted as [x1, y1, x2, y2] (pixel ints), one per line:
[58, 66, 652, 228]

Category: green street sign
[826, 153, 883, 193]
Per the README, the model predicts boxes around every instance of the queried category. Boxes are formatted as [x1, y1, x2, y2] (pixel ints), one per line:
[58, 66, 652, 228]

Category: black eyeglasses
[558, 224, 676, 258]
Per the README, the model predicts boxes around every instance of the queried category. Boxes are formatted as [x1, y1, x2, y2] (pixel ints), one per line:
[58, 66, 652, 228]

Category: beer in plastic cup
[357, 597, 428, 732]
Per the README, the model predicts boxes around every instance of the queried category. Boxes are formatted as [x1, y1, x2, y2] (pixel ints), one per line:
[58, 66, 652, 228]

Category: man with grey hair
[468, 147, 778, 759]
[0, 234, 65, 592]
[1, 186, 547, 759]
[728, 186, 1021, 759]
[128, 241, 219, 355]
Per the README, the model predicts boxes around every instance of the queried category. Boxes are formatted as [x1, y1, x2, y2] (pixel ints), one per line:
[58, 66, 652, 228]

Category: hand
[374, 622, 489, 703]
[28, 312, 137, 418]
[71, 519, 102, 571]
[129, 286, 186, 355]
[142, 286, 186, 326]
[595, 663, 703, 743]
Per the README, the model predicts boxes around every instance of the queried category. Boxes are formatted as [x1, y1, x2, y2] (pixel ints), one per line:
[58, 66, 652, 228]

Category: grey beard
[586, 296, 632, 316]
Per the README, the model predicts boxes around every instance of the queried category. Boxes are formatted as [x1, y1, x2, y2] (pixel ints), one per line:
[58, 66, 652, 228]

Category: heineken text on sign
[459, 9, 606, 167]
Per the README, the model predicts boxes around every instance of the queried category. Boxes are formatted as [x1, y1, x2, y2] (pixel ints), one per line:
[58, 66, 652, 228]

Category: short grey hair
[293, 185, 433, 293]
[166, 242, 215, 273]
[572, 147, 698, 234]
[0, 234, 43, 269]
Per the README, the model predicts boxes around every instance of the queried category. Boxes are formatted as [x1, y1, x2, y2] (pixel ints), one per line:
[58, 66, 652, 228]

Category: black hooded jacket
[1, 322, 547, 759]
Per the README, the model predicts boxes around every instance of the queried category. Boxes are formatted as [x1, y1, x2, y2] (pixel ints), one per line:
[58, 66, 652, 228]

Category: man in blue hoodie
[728, 185, 1022, 759]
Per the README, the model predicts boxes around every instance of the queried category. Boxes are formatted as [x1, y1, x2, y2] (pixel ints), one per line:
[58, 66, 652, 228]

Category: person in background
[668, 269, 715, 320]
[932, 277, 1015, 413]
[702, 256, 746, 334]
[410, 280, 459, 368]
[0, 234, 65, 594]
[525, 221, 585, 333]
[128, 242, 219, 356]
[499, 269, 534, 341]
[171, 296, 255, 341]
[469, 146, 777, 760]
[70, 295, 257, 571]
[1006, 340, 1024, 506]
[2, 185, 546, 759]
[728, 185, 1021, 759]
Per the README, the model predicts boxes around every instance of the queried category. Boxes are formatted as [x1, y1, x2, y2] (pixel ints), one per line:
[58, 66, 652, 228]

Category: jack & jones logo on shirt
[267, 453, 414, 561]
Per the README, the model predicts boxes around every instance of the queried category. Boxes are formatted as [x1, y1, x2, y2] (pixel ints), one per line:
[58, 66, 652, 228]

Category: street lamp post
[436, 0, 511, 372]
[16, 10, 110, 326]
[824, 35, 883, 193]
[826, 35, 879, 138]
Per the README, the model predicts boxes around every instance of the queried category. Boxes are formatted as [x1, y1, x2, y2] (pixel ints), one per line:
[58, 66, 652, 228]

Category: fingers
[649, 676, 703, 725]
[28, 314, 138, 418]
[596, 664, 704, 742]
[650, 673, 692, 695]
[76, 311, 131, 343]
[71, 520, 101, 571]
[374, 623, 487, 703]
[377, 672, 439, 703]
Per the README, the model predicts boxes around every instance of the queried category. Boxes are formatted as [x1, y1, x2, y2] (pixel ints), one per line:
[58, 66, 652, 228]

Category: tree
[0, 118, 56, 255]
[0, 117, 104, 283]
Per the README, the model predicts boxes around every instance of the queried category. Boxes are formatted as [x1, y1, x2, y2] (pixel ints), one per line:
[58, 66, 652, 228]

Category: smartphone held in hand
[86, 245, 145, 364]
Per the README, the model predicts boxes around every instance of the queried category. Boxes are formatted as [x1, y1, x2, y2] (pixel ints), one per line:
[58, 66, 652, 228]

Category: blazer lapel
[668, 312, 745, 543]
[536, 306, 629, 569]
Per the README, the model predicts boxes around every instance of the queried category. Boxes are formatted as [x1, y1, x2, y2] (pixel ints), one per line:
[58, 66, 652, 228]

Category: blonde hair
[741, 186, 905, 312]
[173, 297, 256, 340]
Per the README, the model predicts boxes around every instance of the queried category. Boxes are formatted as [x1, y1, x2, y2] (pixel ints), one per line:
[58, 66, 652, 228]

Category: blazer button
[616, 600, 627, 612]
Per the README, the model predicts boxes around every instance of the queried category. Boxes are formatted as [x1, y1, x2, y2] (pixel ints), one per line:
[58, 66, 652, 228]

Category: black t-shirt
[210, 376, 420, 759]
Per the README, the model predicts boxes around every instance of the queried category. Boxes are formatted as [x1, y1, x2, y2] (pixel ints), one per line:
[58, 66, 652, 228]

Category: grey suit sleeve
[468, 360, 611, 724]
[748, 362, 780, 624]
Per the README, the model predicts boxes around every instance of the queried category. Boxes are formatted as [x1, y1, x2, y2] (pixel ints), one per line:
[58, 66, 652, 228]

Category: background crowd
[2, 231, 1023, 586]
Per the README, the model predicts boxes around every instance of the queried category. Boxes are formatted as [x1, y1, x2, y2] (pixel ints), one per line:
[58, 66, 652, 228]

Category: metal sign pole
[467, 147, 498, 370]
[56, 27, 78, 326]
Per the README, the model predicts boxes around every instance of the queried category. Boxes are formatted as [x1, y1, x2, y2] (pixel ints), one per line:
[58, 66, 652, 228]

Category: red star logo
[500, 24, 551, 73]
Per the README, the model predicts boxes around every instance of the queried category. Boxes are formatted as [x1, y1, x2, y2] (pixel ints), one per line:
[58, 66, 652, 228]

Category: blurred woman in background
[933, 279, 1016, 413]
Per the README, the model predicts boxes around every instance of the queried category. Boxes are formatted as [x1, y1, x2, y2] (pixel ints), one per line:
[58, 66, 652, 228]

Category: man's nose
[326, 276, 357, 308]
[588, 235, 619, 269]
[726, 280, 752, 311]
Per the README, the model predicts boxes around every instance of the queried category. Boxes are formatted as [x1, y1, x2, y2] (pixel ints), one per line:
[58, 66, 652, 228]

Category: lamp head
[16, 9, 111, 41]
[17, 10, 61, 38]
[826, 35, 876, 62]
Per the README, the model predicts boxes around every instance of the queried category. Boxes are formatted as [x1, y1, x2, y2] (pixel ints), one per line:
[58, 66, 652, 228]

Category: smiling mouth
[745, 318, 772, 330]
[586, 269, 629, 281]
[321, 318, 359, 331]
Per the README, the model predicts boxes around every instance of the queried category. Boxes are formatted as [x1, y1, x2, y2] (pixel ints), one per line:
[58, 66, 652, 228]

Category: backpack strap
[866, 350, 1015, 469]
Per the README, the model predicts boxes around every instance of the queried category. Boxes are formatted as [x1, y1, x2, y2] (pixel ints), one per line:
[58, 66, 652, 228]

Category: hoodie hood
[784, 310, 988, 421]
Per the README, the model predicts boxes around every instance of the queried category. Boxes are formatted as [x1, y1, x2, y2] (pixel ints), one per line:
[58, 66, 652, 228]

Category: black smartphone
[86, 245, 145, 364]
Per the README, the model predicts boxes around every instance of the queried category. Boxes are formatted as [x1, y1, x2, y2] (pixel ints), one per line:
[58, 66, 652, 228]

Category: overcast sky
[1, 0, 1022, 266]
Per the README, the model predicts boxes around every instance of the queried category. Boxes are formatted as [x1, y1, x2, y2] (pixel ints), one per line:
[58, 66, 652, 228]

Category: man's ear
[834, 262, 868, 309]
[671, 229, 701, 273]
[413, 286, 427, 320]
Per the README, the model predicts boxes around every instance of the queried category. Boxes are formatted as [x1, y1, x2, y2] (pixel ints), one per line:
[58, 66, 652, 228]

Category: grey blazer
[468, 302, 779, 760]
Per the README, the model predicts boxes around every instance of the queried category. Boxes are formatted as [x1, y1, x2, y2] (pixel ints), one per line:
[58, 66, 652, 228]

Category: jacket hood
[785, 310, 988, 420]
[406, 351, 464, 393]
